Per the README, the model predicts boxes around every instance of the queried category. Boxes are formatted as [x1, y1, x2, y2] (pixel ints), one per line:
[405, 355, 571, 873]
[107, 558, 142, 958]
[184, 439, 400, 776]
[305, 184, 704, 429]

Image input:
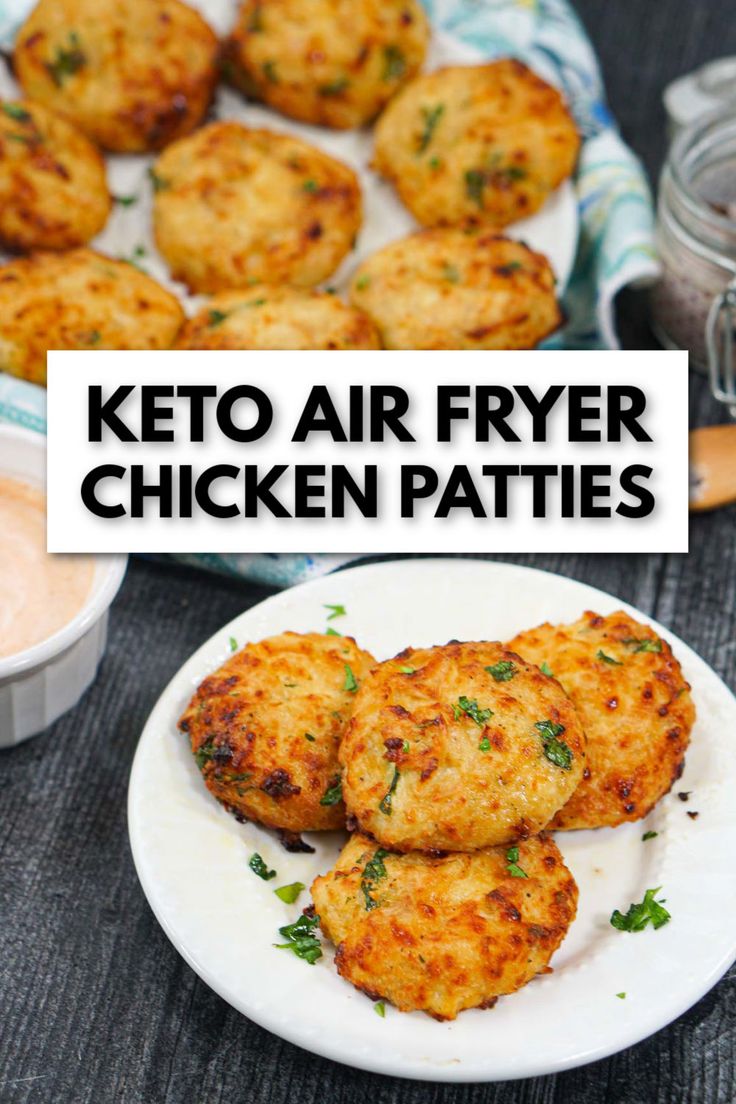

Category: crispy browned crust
[14, 0, 218, 152]
[0, 99, 110, 251]
[175, 286, 381, 350]
[373, 58, 580, 229]
[224, 0, 429, 129]
[178, 632, 376, 833]
[152, 122, 363, 293]
[339, 640, 586, 851]
[349, 230, 563, 350]
[312, 832, 578, 1019]
[508, 610, 695, 829]
[0, 248, 184, 384]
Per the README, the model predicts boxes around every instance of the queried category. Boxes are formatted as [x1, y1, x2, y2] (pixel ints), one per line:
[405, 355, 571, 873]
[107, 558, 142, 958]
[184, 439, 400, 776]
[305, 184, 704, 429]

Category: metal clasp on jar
[707, 278, 736, 416]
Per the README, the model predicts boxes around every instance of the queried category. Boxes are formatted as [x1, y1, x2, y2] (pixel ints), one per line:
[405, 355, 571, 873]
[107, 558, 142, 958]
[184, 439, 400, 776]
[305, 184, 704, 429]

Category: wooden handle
[689, 424, 736, 512]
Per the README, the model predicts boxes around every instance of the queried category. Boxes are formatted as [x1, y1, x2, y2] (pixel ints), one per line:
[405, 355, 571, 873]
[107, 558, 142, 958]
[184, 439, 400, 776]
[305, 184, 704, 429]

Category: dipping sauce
[0, 476, 94, 660]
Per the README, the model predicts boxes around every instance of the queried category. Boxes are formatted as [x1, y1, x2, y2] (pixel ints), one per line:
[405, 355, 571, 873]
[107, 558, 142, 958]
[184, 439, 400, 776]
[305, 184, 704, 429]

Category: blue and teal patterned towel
[0, 0, 658, 587]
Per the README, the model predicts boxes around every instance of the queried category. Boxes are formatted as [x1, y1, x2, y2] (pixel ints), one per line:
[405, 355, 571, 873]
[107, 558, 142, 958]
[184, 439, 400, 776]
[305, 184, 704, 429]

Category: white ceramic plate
[0, 5, 579, 301]
[129, 558, 736, 1083]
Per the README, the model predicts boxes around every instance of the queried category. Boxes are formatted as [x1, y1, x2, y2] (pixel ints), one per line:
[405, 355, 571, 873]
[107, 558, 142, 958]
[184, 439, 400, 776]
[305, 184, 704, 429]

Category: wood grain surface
[2, 1, 736, 1101]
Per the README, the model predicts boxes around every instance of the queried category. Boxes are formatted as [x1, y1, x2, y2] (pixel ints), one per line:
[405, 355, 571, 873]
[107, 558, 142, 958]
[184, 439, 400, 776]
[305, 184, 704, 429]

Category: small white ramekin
[0, 424, 127, 748]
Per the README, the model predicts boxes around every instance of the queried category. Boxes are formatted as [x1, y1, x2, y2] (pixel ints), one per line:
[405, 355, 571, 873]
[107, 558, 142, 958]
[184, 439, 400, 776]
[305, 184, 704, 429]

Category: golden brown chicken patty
[13, 0, 218, 152]
[175, 286, 380, 350]
[349, 230, 562, 350]
[178, 632, 376, 834]
[0, 248, 184, 385]
[224, 0, 429, 129]
[373, 59, 580, 229]
[152, 122, 362, 293]
[0, 100, 110, 251]
[508, 611, 695, 830]
[312, 832, 578, 1020]
[339, 641, 586, 852]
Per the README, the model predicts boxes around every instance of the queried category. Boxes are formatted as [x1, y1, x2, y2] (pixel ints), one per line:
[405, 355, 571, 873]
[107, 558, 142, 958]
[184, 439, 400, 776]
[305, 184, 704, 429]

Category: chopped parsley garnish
[442, 263, 460, 283]
[496, 261, 522, 275]
[304, 732, 316, 742]
[382, 45, 406, 81]
[120, 244, 147, 271]
[319, 77, 349, 96]
[428, 155, 442, 170]
[148, 167, 170, 193]
[478, 736, 490, 752]
[485, 660, 516, 682]
[540, 661, 554, 677]
[418, 103, 444, 153]
[597, 650, 623, 665]
[379, 767, 400, 815]
[374, 1001, 386, 1017]
[114, 194, 138, 207]
[505, 846, 528, 878]
[325, 627, 341, 637]
[209, 309, 230, 327]
[229, 636, 238, 652]
[302, 179, 319, 193]
[2, 103, 31, 122]
[249, 852, 276, 881]
[343, 664, 358, 693]
[455, 695, 493, 728]
[622, 637, 663, 654]
[84, 330, 101, 345]
[320, 777, 342, 806]
[465, 164, 527, 205]
[399, 665, 416, 675]
[46, 32, 86, 86]
[642, 830, 658, 842]
[616, 992, 626, 999]
[325, 603, 346, 620]
[274, 881, 305, 904]
[610, 887, 671, 932]
[355, 274, 371, 291]
[274, 913, 322, 964]
[263, 60, 279, 83]
[535, 720, 573, 770]
[361, 848, 389, 910]
[194, 739, 217, 770]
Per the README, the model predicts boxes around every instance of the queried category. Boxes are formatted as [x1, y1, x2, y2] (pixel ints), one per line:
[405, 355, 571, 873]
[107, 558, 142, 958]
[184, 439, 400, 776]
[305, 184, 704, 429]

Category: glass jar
[650, 110, 736, 407]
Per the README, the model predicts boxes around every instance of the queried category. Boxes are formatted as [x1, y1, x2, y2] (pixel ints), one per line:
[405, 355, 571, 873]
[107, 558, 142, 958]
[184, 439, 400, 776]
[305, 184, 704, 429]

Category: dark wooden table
[3, 2, 736, 1102]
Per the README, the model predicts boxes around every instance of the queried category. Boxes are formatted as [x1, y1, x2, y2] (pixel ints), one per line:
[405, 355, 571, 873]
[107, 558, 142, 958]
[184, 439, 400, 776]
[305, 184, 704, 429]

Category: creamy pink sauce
[0, 476, 94, 660]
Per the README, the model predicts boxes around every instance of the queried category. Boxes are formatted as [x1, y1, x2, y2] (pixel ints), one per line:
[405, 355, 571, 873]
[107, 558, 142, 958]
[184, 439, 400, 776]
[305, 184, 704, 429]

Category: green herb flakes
[383, 45, 406, 81]
[361, 848, 389, 910]
[540, 662, 554, 677]
[478, 736, 490, 752]
[47, 32, 86, 86]
[399, 665, 416, 675]
[343, 664, 359, 693]
[597, 649, 623, 665]
[642, 830, 658, 842]
[616, 992, 626, 999]
[302, 179, 319, 193]
[418, 103, 444, 153]
[505, 845, 528, 878]
[274, 913, 322, 964]
[249, 852, 276, 881]
[326, 627, 341, 637]
[148, 168, 170, 193]
[535, 720, 573, 770]
[465, 168, 485, 206]
[304, 732, 316, 742]
[114, 194, 138, 207]
[455, 695, 493, 728]
[209, 309, 230, 327]
[610, 887, 671, 932]
[485, 660, 516, 682]
[274, 881, 305, 904]
[263, 60, 279, 83]
[355, 274, 371, 291]
[320, 777, 342, 806]
[622, 637, 663, 654]
[194, 739, 217, 771]
[2, 103, 31, 122]
[228, 636, 238, 652]
[325, 603, 346, 620]
[379, 767, 400, 815]
[374, 1001, 386, 1017]
[442, 263, 460, 283]
[319, 77, 349, 96]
